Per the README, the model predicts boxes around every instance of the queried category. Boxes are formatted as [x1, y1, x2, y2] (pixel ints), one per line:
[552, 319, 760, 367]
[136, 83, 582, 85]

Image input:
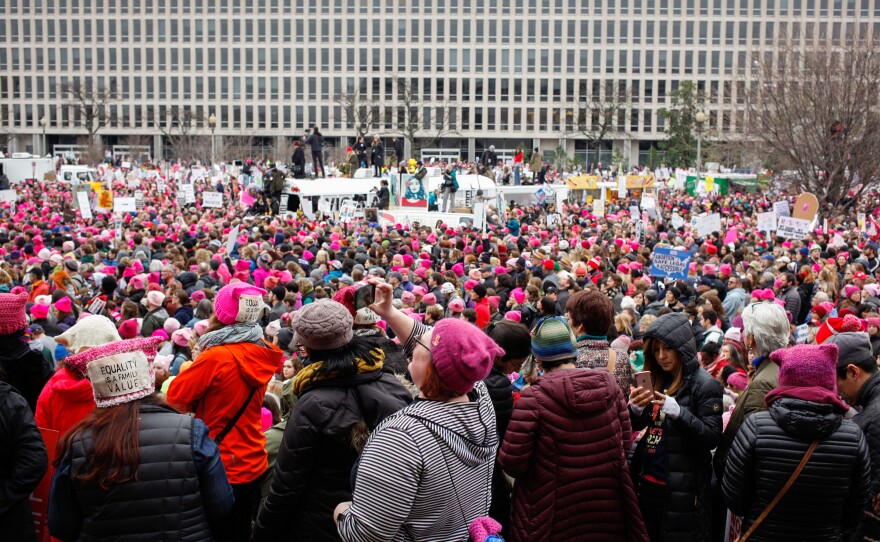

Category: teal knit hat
[531, 316, 577, 362]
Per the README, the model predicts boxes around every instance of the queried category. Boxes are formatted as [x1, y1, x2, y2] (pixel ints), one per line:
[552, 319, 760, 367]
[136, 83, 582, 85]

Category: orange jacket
[167, 339, 283, 484]
[29, 280, 50, 303]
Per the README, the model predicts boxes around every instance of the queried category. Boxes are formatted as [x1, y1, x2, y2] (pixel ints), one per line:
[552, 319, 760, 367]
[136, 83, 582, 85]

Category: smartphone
[354, 284, 376, 311]
[634, 371, 653, 391]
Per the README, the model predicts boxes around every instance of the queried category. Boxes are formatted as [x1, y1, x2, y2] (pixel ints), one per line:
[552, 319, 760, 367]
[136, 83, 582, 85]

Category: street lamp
[40, 115, 48, 157]
[694, 110, 707, 178]
[208, 112, 217, 166]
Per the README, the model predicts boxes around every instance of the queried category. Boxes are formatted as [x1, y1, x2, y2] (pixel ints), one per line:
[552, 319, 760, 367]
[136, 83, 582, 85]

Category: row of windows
[0, 42, 844, 78]
[7, 103, 752, 134]
[1, 16, 875, 45]
[1, 0, 874, 18]
[0, 74, 755, 110]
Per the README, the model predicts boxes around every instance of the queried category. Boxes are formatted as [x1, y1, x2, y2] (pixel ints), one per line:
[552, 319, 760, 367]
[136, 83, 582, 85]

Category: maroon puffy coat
[498, 368, 648, 541]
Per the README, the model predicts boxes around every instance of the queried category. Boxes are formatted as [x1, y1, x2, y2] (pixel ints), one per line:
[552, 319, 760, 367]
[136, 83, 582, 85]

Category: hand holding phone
[354, 283, 376, 311]
[634, 370, 652, 392]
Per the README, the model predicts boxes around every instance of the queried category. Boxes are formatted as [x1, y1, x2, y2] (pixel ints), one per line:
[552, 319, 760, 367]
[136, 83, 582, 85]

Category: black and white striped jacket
[337, 381, 497, 542]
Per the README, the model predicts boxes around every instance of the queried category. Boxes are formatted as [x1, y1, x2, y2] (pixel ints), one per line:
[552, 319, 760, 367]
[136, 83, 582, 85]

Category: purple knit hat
[770, 343, 839, 391]
[214, 283, 268, 325]
[429, 318, 505, 395]
[65, 337, 163, 408]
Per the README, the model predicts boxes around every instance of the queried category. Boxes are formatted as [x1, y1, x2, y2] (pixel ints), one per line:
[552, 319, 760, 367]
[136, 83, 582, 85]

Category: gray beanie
[292, 300, 353, 350]
[825, 332, 876, 368]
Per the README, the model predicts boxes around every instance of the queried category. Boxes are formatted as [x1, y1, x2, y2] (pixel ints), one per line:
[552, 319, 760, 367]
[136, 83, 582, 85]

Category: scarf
[292, 348, 384, 396]
[765, 385, 849, 413]
[198, 322, 264, 351]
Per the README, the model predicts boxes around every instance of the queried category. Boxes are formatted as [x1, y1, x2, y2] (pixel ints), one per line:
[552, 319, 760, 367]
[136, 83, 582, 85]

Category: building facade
[1, 0, 878, 165]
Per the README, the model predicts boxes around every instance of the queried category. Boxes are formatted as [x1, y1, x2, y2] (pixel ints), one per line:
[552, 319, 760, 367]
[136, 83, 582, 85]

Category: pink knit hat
[54, 297, 73, 313]
[448, 299, 465, 313]
[401, 291, 416, 305]
[164, 318, 181, 334]
[428, 318, 504, 395]
[504, 310, 522, 322]
[30, 303, 49, 319]
[0, 292, 28, 335]
[172, 328, 192, 347]
[770, 343, 839, 391]
[65, 337, 163, 408]
[118, 319, 141, 339]
[422, 293, 437, 306]
[215, 283, 268, 325]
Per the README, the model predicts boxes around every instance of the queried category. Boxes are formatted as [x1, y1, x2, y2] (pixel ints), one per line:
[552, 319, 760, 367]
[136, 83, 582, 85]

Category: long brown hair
[56, 394, 168, 490]
[642, 337, 685, 395]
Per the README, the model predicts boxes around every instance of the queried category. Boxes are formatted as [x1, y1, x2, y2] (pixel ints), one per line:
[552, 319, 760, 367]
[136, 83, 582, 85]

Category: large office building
[1, 0, 877, 165]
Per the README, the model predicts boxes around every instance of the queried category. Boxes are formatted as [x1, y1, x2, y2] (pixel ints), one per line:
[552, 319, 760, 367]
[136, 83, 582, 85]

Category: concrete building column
[467, 137, 475, 162]
[153, 134, 164, 162]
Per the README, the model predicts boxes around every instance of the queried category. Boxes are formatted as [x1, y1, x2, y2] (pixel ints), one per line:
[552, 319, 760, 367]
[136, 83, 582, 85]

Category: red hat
[816, 315, 867, 345]
[542, 259, 555, 271]
[705, 243, 718, 255]
[588, 257, 601, 270]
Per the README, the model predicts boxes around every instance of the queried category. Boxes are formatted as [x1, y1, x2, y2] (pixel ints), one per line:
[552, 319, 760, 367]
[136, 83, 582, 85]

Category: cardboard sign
[776, 216, 811, 240]
[695, 213, 722, 237]
[202, 192, 223, 208]
[757, 211, 777, 233]
[651, 247, 691, 280]
[97, 190, 113, 210]
[77, 191, 93, 219]
[792, 193, 819, 221]
[113, 197, 136, 213]
[774, 201, 790, 217]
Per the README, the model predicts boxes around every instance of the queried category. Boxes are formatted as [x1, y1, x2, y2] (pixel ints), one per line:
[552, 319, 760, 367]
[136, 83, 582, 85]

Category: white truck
[0, 154, 55, 184]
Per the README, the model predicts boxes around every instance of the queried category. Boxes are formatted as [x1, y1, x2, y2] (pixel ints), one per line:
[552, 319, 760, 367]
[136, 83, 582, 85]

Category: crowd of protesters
[4, 154, 880, 542]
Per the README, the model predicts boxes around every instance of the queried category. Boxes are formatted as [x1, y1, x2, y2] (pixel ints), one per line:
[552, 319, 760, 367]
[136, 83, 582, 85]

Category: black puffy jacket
[848, 371, 880, 541]
[722, 397, 870, 541]
[483, 365, 514, 442]
[630, 312, 723, 542]
[254, 367, 412, 542]
[0, 334, 53, 412]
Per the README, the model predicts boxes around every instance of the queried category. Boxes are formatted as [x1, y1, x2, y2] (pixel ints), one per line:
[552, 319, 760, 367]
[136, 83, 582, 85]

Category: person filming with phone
[628, 312, 723, 542]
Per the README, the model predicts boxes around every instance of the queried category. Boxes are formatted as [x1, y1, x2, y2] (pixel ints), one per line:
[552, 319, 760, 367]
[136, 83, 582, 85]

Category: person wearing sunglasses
[334, 278, 503, 542]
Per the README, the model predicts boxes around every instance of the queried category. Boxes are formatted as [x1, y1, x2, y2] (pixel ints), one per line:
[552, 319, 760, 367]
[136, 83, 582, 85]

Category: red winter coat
[499, 368, 647, 542]
[35, 367, 96, 436]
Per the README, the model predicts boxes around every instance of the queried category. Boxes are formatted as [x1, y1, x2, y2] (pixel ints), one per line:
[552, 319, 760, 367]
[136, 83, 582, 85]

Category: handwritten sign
[134, 190, 144, 209]
[182, 184, 196, 204]
[695, 213, 722, 237]
[77, 191, 92, 219]
[776, 216, 811, 240]
[202, 191, 223, 208]
[651, 247, 690, 280]
[757, 211, 777, 233]
[0, 189, 16, 203]
[671, 212, 685, 230]
[113, 197, 136, 214]
[236, 294, 265, 324]
[794, 324, 810, 344]
[774, 201, 790, 217]
[593, 199, 605, 216]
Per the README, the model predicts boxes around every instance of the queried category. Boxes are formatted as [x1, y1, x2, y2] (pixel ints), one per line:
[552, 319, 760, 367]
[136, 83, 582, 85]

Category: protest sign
[695, 213, 722, 237]
[183, 184, 196, 204]
[617, 175, 627, 198]
[792, 193, 819, 221]
[97, 190, 113, 210]
[77, 191, 92, 219]
[757, 211, 777, 233]
[225, 225, 239, 255]
[0, 190, 16, 203]
[776, 216, 811, 240]
[651, 247, 690, 280]
[774, 201, 790, 217]
[794, 324, 810, 344]
[134, 190, 144, 209]
[127, 178, 140, 189]
[473, 201, 486, 231]
[114, 197, 136, 213]
[640, 194, 656, 209]
[629, 206, 640, 218]
[157, 179, 166, 193]
[340, 204, 357, 223]
[202, 192, 223, 208]
[593, 199, 605, 216]
[671, 212, 685, 230]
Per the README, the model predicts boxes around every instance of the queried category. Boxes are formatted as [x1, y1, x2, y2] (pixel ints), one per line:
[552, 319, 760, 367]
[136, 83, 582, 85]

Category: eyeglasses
[412, 334, 432, 353]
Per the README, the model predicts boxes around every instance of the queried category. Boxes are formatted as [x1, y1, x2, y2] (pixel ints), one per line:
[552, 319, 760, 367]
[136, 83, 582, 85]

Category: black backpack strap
[214, 386, 257, 446]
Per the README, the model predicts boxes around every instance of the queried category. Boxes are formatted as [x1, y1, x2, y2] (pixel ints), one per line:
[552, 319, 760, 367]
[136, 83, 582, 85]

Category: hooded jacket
[253, 353, 412, 542]
[723, 397, 870, 541]
[336, 381, 497, 542]
[0, 333, 53, 412]
[849, 371, 880, 540]
[0, 381, 48, 542]
[35, 367, 95, 436]
[629, 312, 723, 542]
[499, 369, 647, 541]
[167, 339, 283, 484]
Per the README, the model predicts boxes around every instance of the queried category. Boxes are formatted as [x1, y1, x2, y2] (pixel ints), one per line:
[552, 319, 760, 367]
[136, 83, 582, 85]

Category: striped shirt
[337, 381, 497, 542]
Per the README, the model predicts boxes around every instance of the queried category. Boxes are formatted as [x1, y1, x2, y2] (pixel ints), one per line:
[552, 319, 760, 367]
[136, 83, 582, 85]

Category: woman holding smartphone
[629, 312, 723, 542]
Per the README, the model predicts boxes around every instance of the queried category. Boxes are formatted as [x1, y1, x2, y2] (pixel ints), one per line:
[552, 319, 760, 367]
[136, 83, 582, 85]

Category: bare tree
[61, 81, 117, 163]
[221, 134, 257, 160]
[335, 89, 380, 139]
[150, 107, 208, 162]
[568, 82, 631, 166]
[119, 134, 154, 163]
[0, 128, 14, 153]
[394, 76, 432, 161]
[744, 32, 880, 208]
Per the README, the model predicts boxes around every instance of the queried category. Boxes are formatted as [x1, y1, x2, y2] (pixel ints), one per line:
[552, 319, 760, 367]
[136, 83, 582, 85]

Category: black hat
[472, 283, 488, 298]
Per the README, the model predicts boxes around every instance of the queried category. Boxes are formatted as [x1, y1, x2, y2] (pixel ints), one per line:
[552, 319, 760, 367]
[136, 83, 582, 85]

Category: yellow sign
[89, 182, 103, 193]
[625, 173, 656, 189]
[97, 190, 113, 209]
[706, 176, 715, 191]
[565, 175, 599, 190]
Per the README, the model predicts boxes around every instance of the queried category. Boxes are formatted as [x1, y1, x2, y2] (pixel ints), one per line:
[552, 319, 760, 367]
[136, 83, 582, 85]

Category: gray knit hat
[292, 300, 353, 350]
[825, 332, 876, 368]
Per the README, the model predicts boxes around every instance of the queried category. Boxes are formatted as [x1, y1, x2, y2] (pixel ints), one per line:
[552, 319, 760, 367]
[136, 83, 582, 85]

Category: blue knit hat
[531, 316, 577, 362]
